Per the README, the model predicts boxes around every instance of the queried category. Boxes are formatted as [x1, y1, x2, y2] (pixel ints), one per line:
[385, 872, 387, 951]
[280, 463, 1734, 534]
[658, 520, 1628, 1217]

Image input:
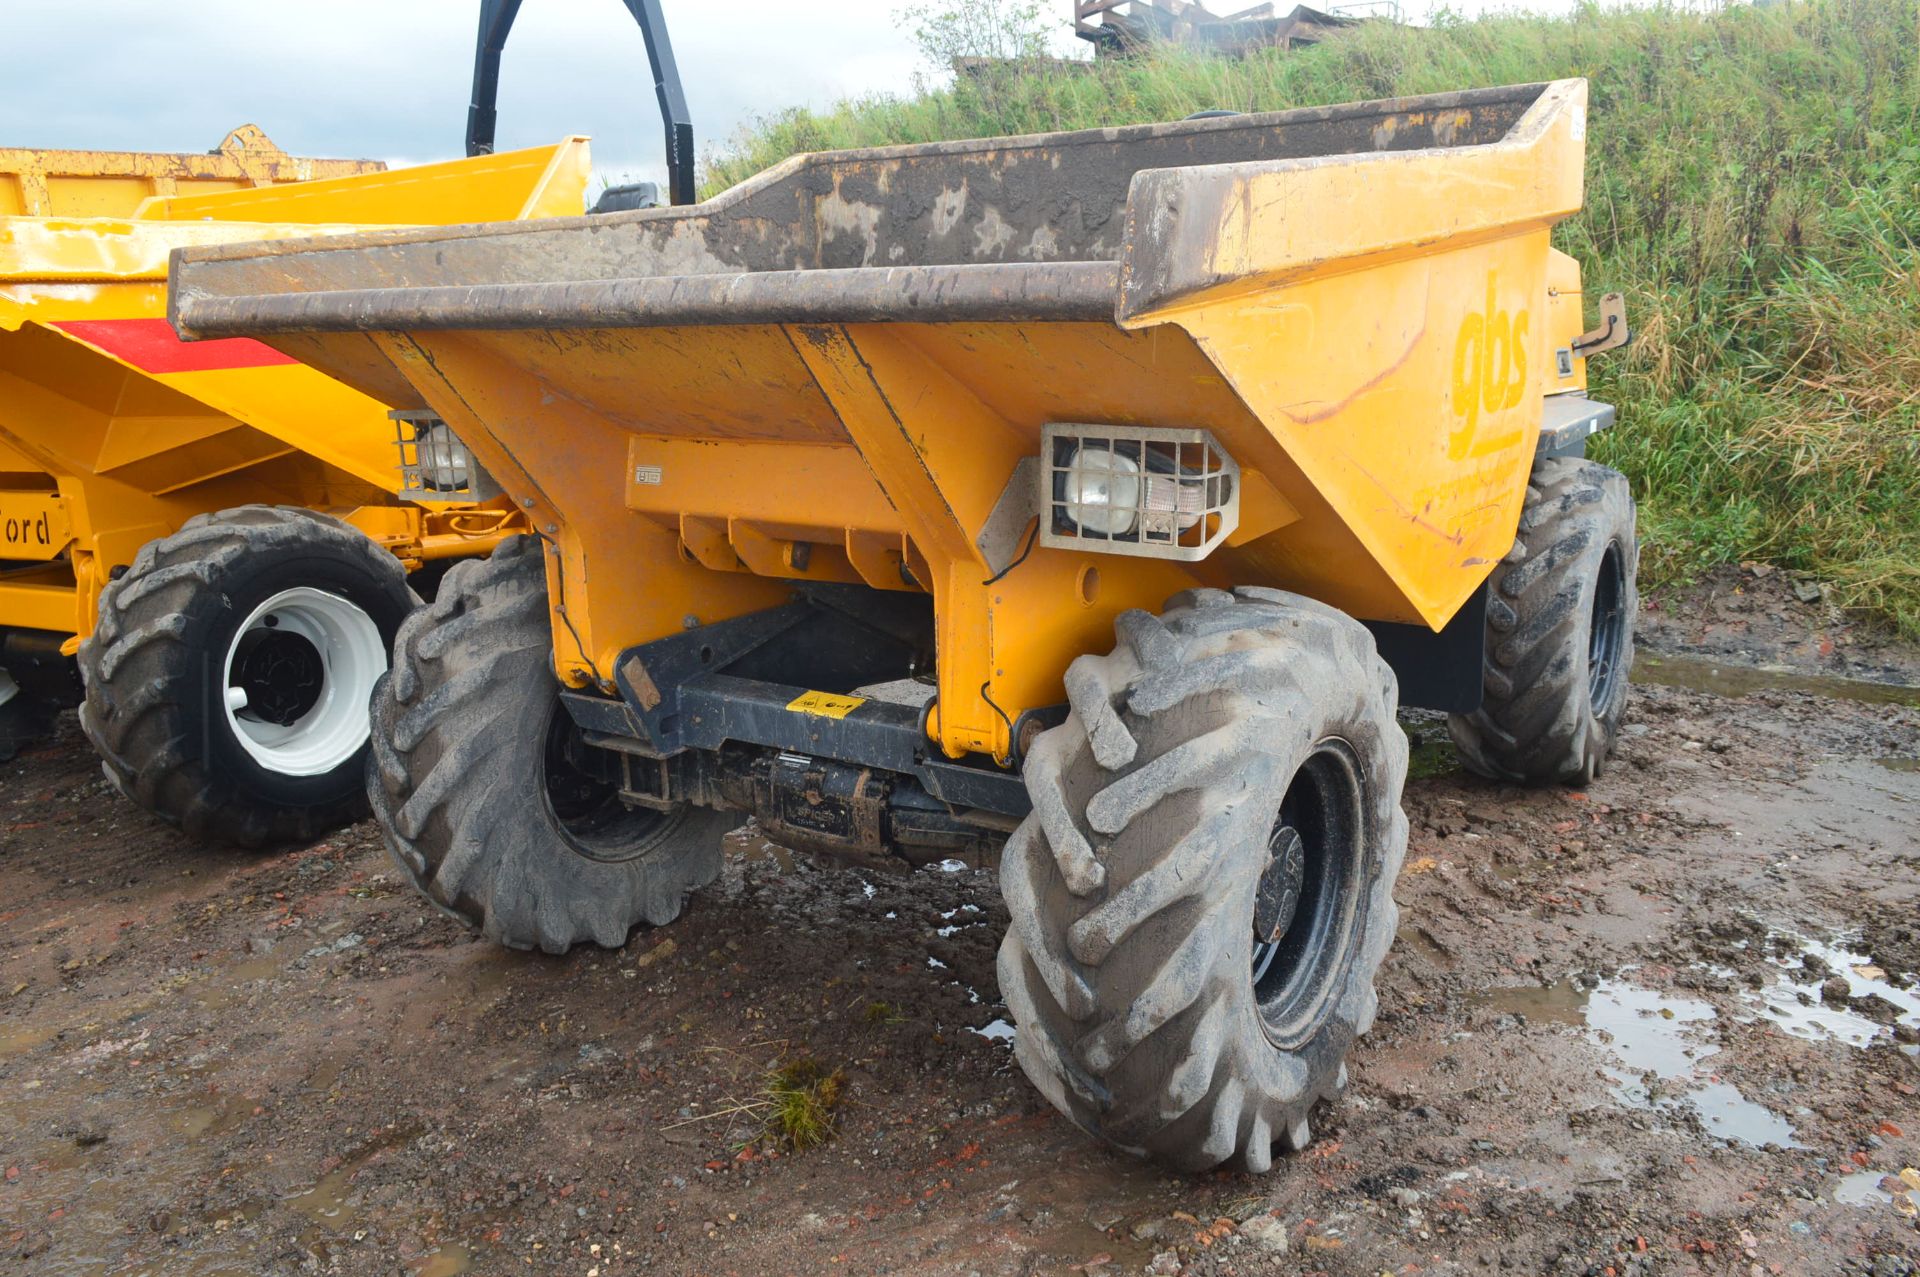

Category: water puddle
[1475, 977, 1799, 1147]
[416, 1242, 475, 1275]
[1632, 654, 1920, 707]
[0, 1019, 59, 1058]
[1743, 931, 1920, 1052]
[282, 1124, 424, 1254]
[1393, 923, 1453, 968]
[166, 1092, 256, 1141]
[1878, 757, 1920, 773]
[1477, 979, 1587, 1027]
[1489, 857, 1549, 883]
[1834, 1167, 1920, 1215]
[191, 952, 295, 1013]
[733, 835, 797, 874]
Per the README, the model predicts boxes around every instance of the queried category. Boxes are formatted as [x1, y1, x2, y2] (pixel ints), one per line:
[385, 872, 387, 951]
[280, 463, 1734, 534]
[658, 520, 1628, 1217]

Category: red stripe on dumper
[51, 318, 299, 374]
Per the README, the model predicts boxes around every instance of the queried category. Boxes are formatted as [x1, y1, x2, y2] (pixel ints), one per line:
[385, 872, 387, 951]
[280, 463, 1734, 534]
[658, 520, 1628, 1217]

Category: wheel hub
[1249, 739, 1367, 1047]
[539, 701, 671, 861]
[220, 586, 387, 777]
[231, 622, 325, 726]
[1588, 541, 1627, 708]
[1253, 825, 1306, 946]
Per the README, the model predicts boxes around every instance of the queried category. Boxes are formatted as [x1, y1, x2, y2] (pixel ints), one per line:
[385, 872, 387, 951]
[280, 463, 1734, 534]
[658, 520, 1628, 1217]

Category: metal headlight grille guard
[390, 410, 500, 502]
[1038, 423, 1239, 561]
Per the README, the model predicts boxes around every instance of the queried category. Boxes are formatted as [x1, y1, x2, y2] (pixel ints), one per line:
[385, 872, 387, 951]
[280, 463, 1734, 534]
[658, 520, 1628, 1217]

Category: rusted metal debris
[1073, 0, 1369, 57]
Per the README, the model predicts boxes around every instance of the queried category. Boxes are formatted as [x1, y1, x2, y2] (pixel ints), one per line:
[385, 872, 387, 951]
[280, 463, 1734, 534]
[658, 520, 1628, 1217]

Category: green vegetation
[865, 999, 908, 1025]
[764, 1057, 846, 1151]
[706, 0, 1920, 636]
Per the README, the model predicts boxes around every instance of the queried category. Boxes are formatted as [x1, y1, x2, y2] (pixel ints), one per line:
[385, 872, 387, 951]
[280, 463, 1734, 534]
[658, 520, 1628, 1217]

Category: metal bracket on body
[1571, 292, 1632, 356]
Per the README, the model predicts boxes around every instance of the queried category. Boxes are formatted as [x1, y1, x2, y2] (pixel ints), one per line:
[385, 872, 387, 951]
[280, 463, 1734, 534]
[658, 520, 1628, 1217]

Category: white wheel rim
[0, 669, 19, 710]
[221, 587, 385, 777]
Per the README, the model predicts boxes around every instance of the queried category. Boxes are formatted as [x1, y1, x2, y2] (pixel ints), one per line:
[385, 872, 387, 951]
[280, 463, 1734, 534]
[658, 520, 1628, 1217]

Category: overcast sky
[2, 0, 1546, 189]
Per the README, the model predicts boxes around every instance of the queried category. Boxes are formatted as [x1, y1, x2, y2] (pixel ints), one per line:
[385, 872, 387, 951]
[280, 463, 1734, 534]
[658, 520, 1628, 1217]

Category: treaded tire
[77, 505, 415, 848]
[1448, 457, 1638, 786]
[997, 587, 1409, 1172]
[368, 535, 737, 954]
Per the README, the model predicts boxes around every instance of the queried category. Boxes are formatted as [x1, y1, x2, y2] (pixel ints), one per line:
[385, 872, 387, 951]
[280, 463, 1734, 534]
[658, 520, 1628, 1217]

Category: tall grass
[706, 0, 1920, 637]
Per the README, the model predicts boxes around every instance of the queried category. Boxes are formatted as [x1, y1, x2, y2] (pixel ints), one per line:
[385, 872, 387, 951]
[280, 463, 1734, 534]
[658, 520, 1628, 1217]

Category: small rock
[1388, 1186, 1423, 1209]
[1792, 579, 1823, 603]
[1147, 1251, 1181, 1276]
[1225, 1198, 1271, 1223]
[1240, 1213, 1289, 1253]
[246, 937, 275, 956]
[1820, 976, 1851, 1005]
[1849, 994, 1901, 1025]
[634, 939, 677, 969]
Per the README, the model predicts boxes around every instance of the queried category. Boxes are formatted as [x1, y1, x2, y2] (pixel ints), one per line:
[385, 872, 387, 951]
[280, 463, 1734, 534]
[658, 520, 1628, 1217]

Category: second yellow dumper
[0, 125, 590, 845]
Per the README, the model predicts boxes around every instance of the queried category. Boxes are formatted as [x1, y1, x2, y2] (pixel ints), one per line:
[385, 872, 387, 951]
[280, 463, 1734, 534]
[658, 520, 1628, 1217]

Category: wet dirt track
[3, 619, 1919, 1274]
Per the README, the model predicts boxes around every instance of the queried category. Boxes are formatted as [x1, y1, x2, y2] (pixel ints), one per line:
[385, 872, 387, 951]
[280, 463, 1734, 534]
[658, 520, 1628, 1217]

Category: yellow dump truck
[0, 127, 591, 848]
[171, 80, 1635, 1169]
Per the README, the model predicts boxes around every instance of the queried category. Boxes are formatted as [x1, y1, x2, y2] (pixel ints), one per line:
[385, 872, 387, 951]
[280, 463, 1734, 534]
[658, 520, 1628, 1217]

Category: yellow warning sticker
[786, 690, 868, 719]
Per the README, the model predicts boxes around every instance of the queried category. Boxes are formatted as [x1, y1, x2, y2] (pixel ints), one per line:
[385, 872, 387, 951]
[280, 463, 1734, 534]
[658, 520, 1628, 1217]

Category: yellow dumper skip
[170, 82, 1639, 1171]
[172, 82, 1598, 761]
[0, 127, 590, 844]
[0, 129, 591, 640]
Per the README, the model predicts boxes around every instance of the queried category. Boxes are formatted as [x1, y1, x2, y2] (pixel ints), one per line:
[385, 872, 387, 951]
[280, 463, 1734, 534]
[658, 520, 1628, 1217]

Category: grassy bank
[707, 0, 1920, 638]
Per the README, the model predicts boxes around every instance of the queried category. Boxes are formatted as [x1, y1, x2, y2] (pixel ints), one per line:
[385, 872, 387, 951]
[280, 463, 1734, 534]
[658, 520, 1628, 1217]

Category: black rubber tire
[1448, 457, 1638, 786]
[997, 587, 1408, 1172]
[77, 505, 415, 848]
[367, 535, 737, 954]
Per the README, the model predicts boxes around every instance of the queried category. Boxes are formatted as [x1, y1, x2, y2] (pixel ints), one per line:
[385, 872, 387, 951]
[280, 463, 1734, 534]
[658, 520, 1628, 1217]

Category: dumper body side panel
[1115, 79, 1586, 624]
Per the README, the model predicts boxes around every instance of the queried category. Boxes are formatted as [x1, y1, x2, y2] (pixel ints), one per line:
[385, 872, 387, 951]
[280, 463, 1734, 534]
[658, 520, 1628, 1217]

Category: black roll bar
[466, 0, 696, 206]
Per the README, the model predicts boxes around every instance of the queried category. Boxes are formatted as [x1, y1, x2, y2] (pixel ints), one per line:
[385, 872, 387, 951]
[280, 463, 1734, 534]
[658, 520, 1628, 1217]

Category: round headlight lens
[1063, 445, 1141, 536]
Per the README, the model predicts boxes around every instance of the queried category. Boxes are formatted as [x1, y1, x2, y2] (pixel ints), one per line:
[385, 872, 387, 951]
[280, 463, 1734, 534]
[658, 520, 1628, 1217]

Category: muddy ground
[4, 580, 1919, 1277]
